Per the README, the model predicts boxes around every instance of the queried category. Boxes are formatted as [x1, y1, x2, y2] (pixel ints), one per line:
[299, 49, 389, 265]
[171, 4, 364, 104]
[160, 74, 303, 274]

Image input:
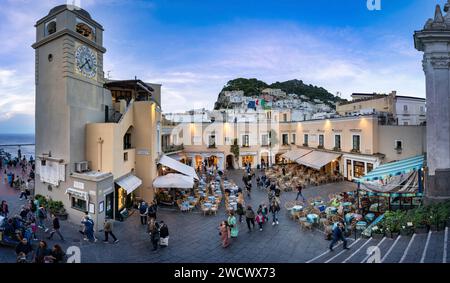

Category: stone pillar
[414, 2, 450, 202]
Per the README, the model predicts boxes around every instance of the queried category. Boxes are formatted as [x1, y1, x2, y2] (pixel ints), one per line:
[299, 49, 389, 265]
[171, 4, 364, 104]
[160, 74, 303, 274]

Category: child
[30, 220, 38, 240]
[255, 211, 265, 231]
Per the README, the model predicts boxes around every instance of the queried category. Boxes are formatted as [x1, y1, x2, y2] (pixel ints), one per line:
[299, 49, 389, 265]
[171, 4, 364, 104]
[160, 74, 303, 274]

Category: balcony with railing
[162, 144, 184, 154]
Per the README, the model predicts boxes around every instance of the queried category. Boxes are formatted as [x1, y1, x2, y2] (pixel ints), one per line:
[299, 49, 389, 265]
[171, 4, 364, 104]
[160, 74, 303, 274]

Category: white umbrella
[153, 173, 194, 189]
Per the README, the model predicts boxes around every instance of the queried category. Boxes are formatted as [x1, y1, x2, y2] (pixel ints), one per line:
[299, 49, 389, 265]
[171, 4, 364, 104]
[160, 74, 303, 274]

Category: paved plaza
[1, 169, 357, 263]
[1, 168, 448, 263]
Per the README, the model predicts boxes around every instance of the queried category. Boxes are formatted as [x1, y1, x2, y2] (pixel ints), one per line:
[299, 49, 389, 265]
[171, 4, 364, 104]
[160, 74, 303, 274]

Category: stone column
[414, 3, 450, 202]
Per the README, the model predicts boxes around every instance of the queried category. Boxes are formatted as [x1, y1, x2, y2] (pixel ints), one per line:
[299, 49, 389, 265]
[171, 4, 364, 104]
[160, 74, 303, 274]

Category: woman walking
[34, 240, 51, 263]
[227, 211, 239, 238]
[219, 221, 230, 248]
[48, 244, 66, 263]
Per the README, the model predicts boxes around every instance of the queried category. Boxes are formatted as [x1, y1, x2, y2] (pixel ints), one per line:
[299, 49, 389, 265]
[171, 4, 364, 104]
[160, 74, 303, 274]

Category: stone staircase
[307, 227, 449, 263]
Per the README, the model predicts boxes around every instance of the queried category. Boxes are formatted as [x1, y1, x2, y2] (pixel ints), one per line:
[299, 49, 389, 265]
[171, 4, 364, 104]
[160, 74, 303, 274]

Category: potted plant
[48, 199, 68, 220]
[384, 211, 402, 239]
[413, 207, 430, 234]
[371, 225, 385, 239]
[333, 146, 341, 152]
[401, 211, 415, 236]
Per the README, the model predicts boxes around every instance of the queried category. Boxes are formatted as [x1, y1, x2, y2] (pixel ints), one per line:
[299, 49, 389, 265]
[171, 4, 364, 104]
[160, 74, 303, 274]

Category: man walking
[295, 184, 306, 201]
[81, 216, 97, 242]
[47, 214, 64, 241]
[329, 222, 349, 252]
[245, 205, 256, 232]
[138, 201, 148, 225]
[269, 199, 280, 225]
[103, 219, 119, 244]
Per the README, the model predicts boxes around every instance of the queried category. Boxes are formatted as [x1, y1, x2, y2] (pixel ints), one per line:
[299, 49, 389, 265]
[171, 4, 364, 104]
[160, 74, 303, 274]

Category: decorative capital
[430, 56, 450, 69]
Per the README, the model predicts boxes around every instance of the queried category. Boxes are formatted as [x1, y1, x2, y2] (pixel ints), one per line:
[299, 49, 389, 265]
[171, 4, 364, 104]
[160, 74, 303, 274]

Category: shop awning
[281, 148, 313, 162]
[116, 174, 142, 194]
[153, 173, 194, 189]
[355, 155, 424, 182]
[158, 155, 199, 180]
[65, 188, 89, 201]
[296, 151, 341, 170]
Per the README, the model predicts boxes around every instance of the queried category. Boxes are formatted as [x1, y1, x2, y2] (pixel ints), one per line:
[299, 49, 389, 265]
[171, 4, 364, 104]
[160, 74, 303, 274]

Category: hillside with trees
[214, 78, 344, 110]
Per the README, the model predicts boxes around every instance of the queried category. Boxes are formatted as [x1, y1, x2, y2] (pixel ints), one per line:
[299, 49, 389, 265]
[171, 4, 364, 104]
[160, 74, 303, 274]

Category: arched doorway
[226, 154, 235, 169]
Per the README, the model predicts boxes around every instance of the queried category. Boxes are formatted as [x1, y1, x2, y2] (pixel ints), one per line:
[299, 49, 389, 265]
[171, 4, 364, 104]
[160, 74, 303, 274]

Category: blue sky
[0, 0, 446, 133]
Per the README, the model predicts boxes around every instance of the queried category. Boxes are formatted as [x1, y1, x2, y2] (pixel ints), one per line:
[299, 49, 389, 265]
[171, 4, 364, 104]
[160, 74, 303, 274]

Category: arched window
[123, 126, 134, 150]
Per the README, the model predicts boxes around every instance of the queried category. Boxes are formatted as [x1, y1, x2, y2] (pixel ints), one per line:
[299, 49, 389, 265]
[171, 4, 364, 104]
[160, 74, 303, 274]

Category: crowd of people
[1, 151, 35, 196]
[218, 167, 283, 249]
[138, 200, 170, 251]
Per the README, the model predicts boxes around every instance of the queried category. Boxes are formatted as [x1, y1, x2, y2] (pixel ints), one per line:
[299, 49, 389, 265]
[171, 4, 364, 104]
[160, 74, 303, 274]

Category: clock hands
[79, 60, 88, 69]
[86, 59, 92, 69]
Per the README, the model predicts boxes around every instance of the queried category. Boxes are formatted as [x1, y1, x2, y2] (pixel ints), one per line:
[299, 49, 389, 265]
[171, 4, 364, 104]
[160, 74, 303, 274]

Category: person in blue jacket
[329, 221, 349, 252]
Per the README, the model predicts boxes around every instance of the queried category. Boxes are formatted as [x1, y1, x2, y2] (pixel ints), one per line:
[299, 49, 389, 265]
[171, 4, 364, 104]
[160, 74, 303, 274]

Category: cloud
[0, 1, 426, 133]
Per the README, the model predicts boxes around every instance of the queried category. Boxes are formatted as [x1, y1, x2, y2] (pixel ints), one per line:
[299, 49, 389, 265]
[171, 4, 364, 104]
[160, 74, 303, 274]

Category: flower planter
[387, 231, 400, 239]
[400, 229, 413, 236]
[55, 212, 68, 221]
[372, 233, 385, 239]
[414, 227, 428, 234]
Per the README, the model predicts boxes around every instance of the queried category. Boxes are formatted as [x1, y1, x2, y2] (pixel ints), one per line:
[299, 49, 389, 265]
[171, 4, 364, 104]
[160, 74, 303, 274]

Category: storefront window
[118, 187, 127, 211]
[242, 155, 254, 167]
[304, 134, 308, 146]
[291, 134, 296, 144]
[71, 197, 87, 212]
[353, 161, 365, 178]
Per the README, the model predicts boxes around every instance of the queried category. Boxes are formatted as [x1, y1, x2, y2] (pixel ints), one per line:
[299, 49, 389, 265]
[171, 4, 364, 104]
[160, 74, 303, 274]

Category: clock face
[75, 45, 97, 78]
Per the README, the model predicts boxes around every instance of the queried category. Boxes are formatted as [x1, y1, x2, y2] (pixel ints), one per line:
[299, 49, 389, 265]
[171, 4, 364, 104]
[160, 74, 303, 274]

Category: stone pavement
[2, 169, 360, 263]
[307, 229, 450, 263]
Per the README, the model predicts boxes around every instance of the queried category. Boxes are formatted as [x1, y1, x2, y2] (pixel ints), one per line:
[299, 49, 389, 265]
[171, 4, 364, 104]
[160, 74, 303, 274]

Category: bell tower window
[76, 19, 96, 41]
[45, 20, 56, 36]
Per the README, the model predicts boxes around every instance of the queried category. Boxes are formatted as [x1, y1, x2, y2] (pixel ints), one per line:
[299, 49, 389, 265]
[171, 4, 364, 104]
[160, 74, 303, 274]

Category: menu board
[39, 160, 66, 186]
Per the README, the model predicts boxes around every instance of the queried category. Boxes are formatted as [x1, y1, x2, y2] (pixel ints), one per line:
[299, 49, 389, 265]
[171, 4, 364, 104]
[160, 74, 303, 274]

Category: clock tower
[32, 5, 112, 211]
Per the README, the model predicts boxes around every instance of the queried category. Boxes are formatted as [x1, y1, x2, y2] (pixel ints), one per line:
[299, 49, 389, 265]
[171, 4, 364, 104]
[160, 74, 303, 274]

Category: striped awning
[296, 151, 341, 170]
[356, 155, 424, 182]
[281, 148, 313, 162]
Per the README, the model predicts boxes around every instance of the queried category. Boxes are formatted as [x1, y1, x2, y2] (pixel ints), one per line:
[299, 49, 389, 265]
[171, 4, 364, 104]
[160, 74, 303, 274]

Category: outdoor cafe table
[292, 205, 303, 212]
[204, 202, 213, 208]
[326, 207, 338, 215]
[208, 196, 216, 202]
[229, 201, 237, 211]
[307, 214, 319, 224]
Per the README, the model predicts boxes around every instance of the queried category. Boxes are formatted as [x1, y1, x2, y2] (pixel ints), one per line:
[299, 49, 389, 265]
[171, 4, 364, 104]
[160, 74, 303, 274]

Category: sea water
[0, 133, 35, 159]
